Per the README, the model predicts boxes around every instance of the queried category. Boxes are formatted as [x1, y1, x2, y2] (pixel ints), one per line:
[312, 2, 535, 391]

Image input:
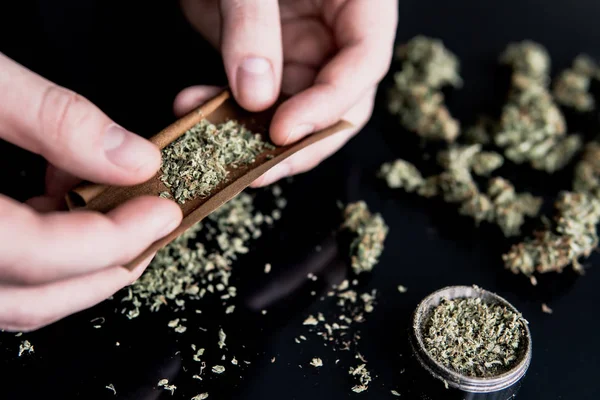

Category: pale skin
[0, 0, 398, 332]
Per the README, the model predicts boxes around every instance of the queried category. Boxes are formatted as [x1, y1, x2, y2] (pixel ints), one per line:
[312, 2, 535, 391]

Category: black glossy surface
[2, 1, 600, 399]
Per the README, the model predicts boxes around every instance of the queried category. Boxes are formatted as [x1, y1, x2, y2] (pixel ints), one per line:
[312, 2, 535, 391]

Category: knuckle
[37, 85, 87, 151]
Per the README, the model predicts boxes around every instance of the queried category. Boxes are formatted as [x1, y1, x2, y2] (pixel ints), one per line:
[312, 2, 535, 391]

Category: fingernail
[104, 125, 159, 171]
[284, 124, 314, 146]
[237, 57, 274, 109]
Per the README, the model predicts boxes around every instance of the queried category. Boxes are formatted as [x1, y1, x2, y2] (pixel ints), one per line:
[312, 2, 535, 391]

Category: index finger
[269, 0, 398, 145]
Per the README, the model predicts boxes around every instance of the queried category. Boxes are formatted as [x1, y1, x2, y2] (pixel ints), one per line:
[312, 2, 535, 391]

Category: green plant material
[105, 384, 116, 395]
[218, 328, 226, 349]
[388, 36, 462, 142]
[18, 340, 34, 357]
[553, 54, 598, 112]
[496, 41, 582, 172]
[212, 365, 225, 374]
[379, 157, 540, 235]
[160, 119, 275, 204]
[487, 177, 543, 237]
[423, 297, 527, 378]
[119, 190, 280, 318]
[342, 202, 389, 274]
[378, 159, 425, 191]
[500, 41, 551, 84]
[504, 191, 600, 277]
[574, 142, 600, 197]
[464, 116, 496, 145]
[349, 363, 372, 393]
[310, 358, 323, 367]
[394, 35, 463, 89]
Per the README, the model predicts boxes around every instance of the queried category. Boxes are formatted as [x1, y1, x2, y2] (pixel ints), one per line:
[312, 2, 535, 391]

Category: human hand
[175, 0, 398, 186]
[0, 53, 184, 332]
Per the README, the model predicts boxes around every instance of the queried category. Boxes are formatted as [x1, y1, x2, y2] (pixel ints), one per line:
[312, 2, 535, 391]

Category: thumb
[219, 0, 283, 111]
[0, 53, 161, 186]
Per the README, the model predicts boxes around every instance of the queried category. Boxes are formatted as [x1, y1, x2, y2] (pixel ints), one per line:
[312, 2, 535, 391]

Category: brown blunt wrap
[64, 89, 353, 270]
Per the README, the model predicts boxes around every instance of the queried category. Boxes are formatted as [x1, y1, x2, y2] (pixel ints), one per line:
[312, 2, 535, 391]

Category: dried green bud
[471, 152, 504, 176]
[574, 142, 600, 195]
[500, 41, 550, 84]
[342, 202, 389, 275]
[504, 191, 600, 276]
[395, 35, 463, 89]
[378, 160, 425, 191]
[553, 69, 595, 112]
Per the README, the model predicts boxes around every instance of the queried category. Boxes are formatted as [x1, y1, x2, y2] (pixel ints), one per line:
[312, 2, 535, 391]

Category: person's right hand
[0, 53, 183, 332]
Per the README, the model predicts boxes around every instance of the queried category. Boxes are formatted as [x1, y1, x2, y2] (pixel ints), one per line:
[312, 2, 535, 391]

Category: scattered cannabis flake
[342, 201, 389, 274]
[310, 358, 324, 367]
[391, 390, 401, 396]
[192, 394, 209, 400]
[303, 315, 319, 326]
[18, 340, 34, 357]
[119, 190, 282, 318]
[90, 317, 105, 328]
[423, 297, 526, 378]
[218, 328, 227, 349]
[388, 36, 462, 142]
[158, 379, 169, 387]
[397, 285, 408, 293]
[504, 191, 600, 277]
[349, 363, 372, 393]
[225, 305, 235, 314]
[212, 365, 225, 374]
[105, 384, 116, 395]
[164, 384, 177, 395]
[160, 119, 275, 204]
[264, 263, 271, 273]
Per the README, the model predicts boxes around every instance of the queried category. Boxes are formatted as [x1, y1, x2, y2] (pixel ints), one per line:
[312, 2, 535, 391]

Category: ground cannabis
[120, 188, 285, 318]
[297, 280, 378, 392]
[497, 41, 583, 173]
[310, 358, 323, 367]
[18, 340, 33, 357]
[391, 389, 401, 396]
[423, 297, 527, 378]
[341, 201, 389, 274]
[218, 328, 226, 349]
[105, 384, 116, 395]
[397, 285, 408, 293]
[160, 119, 275, 204]
[503, 191, 600, 277]
[349, 362, 372, 393]
[211, 365, 225, 374]
[191, 394, 209, 400]
[388, 36, 462, 142]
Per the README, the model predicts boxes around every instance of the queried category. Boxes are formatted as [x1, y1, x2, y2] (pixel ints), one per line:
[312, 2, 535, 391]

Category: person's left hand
[175, 0, 398, 186]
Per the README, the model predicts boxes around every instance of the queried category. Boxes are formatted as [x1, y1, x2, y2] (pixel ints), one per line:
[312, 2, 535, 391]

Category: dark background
[1, 0, 600, 399]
